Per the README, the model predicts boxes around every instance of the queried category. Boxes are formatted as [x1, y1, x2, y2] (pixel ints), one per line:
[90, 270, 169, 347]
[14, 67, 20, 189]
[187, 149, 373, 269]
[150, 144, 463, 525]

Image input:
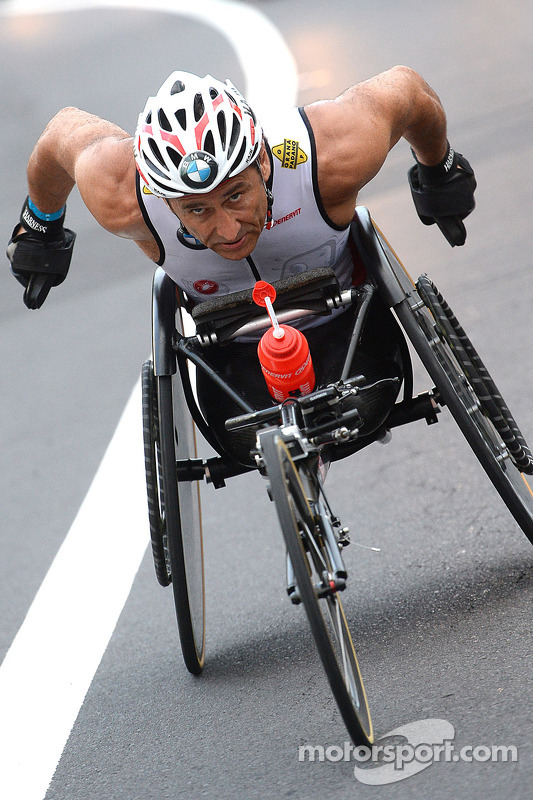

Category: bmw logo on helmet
[180, 151, 218, 190]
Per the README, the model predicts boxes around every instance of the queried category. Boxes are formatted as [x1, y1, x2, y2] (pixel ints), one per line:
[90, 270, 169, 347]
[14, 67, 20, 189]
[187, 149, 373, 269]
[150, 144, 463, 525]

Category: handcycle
[141, 205, 533, 747]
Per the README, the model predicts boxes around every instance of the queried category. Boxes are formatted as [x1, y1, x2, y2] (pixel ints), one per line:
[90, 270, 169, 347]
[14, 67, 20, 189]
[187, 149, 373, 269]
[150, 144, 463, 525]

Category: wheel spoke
[261, 430, 373, 745]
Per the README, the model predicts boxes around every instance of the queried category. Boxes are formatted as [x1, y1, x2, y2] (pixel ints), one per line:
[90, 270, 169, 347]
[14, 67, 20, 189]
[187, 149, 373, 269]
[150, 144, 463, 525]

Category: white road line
[0, 383, 147, 800]
[0, 0, 298, 118]
[0, 3, 297, 799]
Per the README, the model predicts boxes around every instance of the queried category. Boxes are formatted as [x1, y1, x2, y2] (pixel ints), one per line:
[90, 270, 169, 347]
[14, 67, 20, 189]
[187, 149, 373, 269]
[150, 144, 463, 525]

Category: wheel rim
[158, 374, 206, 673]
[264, 431, 373, 744]
[397, 285, 533, 543]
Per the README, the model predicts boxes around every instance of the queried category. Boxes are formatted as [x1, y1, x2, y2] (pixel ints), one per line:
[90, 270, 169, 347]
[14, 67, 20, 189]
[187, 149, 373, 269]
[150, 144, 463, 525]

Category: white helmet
[134, 71, 263, 198]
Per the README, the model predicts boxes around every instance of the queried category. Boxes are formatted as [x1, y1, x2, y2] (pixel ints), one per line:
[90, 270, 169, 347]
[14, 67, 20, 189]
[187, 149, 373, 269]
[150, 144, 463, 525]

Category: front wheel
[261, 430, 373, 747]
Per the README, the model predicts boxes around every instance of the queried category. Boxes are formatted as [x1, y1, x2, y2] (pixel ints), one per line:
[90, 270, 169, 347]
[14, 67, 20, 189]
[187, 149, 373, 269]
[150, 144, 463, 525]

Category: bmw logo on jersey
[180, 151, 219, 190]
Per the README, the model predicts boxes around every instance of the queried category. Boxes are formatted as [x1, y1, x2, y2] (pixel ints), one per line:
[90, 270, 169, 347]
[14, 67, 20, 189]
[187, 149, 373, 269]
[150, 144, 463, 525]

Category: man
[7, 66, 476, 463]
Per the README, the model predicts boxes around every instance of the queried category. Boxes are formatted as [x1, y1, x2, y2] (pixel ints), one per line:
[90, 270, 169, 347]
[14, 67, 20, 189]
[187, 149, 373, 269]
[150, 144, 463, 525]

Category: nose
[214, 208, 241, 242]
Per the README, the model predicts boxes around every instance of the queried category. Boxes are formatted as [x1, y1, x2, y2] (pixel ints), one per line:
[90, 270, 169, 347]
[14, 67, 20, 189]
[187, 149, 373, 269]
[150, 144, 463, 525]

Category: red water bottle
[253, 281, 315, 401]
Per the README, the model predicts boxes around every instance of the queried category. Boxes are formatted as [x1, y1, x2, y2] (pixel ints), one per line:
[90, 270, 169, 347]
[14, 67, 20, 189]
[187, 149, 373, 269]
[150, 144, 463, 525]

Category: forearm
[26, 110, 81, 213]
[27, 156, 73, 214]
[25, 107, 129, 214]
[396, 67, 448, 166]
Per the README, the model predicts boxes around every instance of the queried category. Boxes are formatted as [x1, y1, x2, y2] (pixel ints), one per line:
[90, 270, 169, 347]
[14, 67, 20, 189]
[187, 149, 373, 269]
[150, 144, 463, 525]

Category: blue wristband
[20, 196, 66, 239]
[28, 197, 66, 222]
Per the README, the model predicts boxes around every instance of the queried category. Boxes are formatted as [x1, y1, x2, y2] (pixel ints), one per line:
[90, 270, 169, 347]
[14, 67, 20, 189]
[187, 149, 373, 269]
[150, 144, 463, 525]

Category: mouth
[215, 234, 248, 253]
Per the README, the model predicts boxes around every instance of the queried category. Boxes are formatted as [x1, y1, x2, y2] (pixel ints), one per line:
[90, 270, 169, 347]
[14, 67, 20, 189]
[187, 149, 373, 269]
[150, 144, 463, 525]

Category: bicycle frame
[260, 399, 349, 603]
[150, 208, 443, 490]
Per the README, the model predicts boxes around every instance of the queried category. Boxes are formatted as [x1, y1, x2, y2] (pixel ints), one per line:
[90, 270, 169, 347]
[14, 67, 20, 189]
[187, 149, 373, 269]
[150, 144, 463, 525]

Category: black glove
[6, 197, 76, 309]
[408, 144, 476, 246]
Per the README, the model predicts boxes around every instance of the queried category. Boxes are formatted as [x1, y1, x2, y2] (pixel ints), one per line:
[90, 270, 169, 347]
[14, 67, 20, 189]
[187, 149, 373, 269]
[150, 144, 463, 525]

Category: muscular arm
[25, 107, 152, 242]
[305, 66, 449, 226]
[8, 107, 159, 309]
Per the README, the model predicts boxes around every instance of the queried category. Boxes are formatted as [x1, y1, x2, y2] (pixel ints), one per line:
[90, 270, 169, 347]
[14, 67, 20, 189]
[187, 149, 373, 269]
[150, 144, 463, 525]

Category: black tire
[142, 360, 206, 674]
[417, 276, 533, 474]
[395, 282, 533, 545]
[261, 430, 373, 746]
[142, 359, 171, 587]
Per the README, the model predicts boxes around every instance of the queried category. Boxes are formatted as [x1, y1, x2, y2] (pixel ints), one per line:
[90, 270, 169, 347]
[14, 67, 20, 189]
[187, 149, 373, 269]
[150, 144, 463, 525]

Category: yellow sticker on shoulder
[272, 139, 308, 169]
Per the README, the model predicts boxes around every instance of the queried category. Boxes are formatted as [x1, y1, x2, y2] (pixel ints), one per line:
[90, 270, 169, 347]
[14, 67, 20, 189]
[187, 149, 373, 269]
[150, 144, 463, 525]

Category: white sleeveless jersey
[136, 107, 354, 304]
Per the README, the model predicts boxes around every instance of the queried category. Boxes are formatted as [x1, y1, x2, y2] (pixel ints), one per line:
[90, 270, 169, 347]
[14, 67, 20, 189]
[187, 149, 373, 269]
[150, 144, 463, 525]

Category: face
[167, 148, 270, 261]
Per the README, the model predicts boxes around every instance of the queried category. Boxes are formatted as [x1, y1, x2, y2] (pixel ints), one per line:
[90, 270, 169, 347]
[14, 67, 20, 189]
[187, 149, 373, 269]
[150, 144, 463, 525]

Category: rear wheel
[142, 359, 206, 674]
[142, 359, 171, 587]
[395, 279, 533, 544]
[261, 430, 373, 746]
[417, 275, 533, 473]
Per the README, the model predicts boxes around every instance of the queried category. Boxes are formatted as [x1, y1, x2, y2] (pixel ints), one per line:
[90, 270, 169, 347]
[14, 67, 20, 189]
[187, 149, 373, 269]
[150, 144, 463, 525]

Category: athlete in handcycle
[7, 67, 533, 746]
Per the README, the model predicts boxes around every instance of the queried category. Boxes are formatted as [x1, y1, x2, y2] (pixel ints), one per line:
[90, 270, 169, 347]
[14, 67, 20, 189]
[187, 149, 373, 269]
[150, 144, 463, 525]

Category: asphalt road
[1, 1, 532, 798]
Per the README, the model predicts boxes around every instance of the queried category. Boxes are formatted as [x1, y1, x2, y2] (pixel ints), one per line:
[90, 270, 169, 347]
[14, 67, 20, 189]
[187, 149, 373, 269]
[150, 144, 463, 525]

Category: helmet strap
[264, 183, 274, 226]
[254, 158, 274, 226]
[177, 219, 190, 237]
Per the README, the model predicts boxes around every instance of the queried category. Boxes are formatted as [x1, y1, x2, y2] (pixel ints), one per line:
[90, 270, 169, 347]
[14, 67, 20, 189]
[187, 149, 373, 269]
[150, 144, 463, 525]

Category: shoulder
[307, 66, 426, 132]
[302, 67, 426, 224]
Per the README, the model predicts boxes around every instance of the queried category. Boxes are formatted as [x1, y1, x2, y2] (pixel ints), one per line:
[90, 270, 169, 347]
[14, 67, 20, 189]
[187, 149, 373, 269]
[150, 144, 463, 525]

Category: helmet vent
[217, 111, 226, 149]
[227, 114, 241, 159]
[167, 148, 183, 171]
[193, 93, 205, 122]
[228, 138, 247, 176]
[175, 108, 187, 130]
[209, 87, 218, 100]
[170, 80, 185, 95]
[158, 109, 172, 132]
[151, 175, 173, 193]
[148, 139, 166, 168]
[144, 153, 167, 179]
[203, 130, 215, 157]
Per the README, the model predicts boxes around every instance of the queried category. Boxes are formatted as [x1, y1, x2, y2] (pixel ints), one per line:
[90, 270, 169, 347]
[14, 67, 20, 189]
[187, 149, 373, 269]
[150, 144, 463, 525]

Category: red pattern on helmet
[195, 113, 209, 150]
[159, 129, 186, 156]
[228, 98, 243, 119]
[135, 160, 150, 187]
